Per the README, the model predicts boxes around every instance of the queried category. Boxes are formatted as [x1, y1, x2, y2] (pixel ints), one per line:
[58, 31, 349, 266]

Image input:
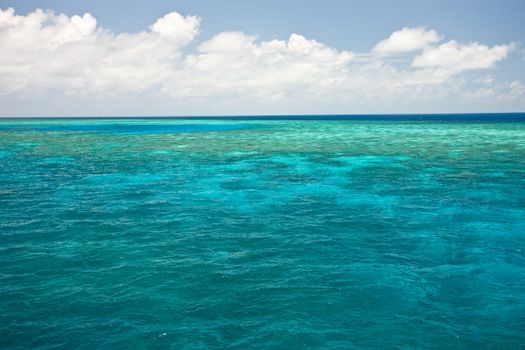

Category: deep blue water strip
[1, 113, 525, 122]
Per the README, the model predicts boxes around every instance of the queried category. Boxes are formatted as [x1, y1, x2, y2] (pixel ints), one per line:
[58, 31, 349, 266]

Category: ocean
[1, 115, 525, 349]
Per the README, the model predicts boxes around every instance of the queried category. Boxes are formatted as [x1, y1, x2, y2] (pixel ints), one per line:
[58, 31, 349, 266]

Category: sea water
[1, 116, 524, 349]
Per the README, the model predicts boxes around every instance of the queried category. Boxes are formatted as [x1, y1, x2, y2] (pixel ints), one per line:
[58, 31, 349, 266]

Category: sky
[1, 0, 524, 116]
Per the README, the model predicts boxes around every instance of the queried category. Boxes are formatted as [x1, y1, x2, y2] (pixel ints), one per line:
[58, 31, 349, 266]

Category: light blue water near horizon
[1, 116, 525, 349]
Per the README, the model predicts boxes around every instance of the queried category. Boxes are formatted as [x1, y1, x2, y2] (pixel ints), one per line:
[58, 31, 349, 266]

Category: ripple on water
[0, 119, 525, 349]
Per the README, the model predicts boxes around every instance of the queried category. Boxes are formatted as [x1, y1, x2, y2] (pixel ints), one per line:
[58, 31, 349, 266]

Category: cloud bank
[0, 7, 522, 115]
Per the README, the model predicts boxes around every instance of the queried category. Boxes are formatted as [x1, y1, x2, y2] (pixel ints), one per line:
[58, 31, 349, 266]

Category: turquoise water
[1, 117, 525, 349]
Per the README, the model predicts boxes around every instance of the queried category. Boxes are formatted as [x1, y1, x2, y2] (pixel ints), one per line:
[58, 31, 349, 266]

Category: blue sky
[1, 0, 524, 116]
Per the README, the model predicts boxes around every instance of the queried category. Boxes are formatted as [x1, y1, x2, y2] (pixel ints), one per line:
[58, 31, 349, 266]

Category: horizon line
[1, 112, 525, 119]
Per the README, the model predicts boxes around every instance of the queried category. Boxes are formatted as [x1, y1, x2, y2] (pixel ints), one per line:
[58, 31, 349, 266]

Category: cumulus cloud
[0, 7, 521, 115]
[373, 27, 441, 54]
[0, 7, 353, 103]
[165, 32, 353, 100]
[0, 7, 199, 94]
[412, 40, 512, 70]
[150, 12, 200, 43]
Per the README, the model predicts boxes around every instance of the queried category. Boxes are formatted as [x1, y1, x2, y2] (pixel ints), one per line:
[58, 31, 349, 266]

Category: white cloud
[509, 80, 525, 97]
[165, 32, 353, 100]
[412, 40, 512, 70]
[0, 7, 353, 103]
[150, 12, 200, 43]
[0, 7, 199, 94]
[467, 80, 525, 101]
[373, 27, 441, 54]
[467, 87, 498, 99]
[0, 7, 521, 115]
[474, 75, 495, 85]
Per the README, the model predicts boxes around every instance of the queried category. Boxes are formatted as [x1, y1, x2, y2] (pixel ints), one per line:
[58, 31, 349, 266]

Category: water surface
[1, 116, 525, 349]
